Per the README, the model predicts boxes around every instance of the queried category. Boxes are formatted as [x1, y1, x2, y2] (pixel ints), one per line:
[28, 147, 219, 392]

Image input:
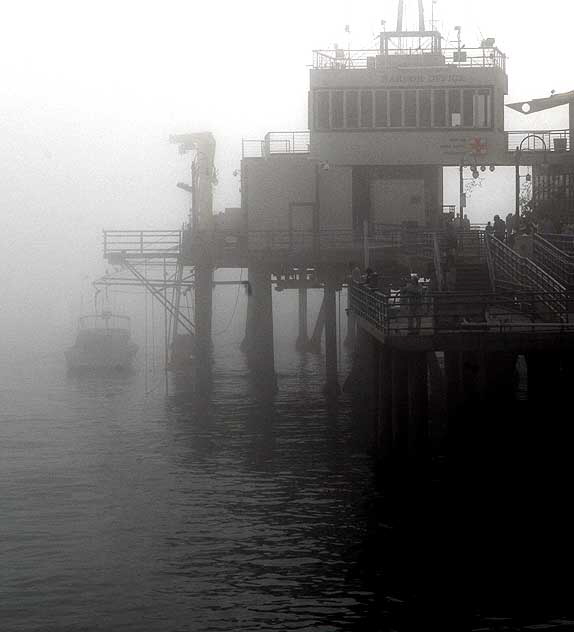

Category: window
[475, 89, 491, 127]
[419, 90, 431, 128]
[375, 90, 388, 127]
[433, 90, 446, 127]
[332, 91, 344, 129]
[345, 91, 359, 128]
[463, 89, 474, 127]
[405, 90, 417, 126]
[360, 90, 373, 128]
[389, 91, 402, 127]
[315, 91, 330, 130]
[449, 89, 461, 127]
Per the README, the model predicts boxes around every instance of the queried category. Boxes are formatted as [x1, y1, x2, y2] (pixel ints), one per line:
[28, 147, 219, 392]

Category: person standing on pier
[404, 274, 423, 334]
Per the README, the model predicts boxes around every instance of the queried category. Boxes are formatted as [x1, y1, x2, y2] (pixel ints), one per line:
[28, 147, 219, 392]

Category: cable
[213, 268, 244, 336]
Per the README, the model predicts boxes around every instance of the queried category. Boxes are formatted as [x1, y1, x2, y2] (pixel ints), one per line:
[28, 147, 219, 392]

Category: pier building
[101, 1, 574, 455]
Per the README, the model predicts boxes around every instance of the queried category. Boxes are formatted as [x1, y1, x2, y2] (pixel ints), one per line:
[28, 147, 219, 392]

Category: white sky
[1, 0, 572, 348]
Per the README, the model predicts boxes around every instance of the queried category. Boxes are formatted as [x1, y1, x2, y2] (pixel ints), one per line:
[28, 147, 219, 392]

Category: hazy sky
[1, 0, 572, 349]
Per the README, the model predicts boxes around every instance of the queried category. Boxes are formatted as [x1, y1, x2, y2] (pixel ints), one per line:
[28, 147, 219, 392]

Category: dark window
[390, 91, 402, 127]
[463, 89, 474, 126]
[449, 89, 461, 127]
[405, 90, 416, 126]
[375, 90, 387, 127]
[419, 90, 431, 128]
[360, 90, 373, 127]
[345, 91, 359, 128]
[332, 91, 344, 129]
[315, 91, 330, 130]
[476, 88, 491, 127]
[433, 89, 446, 127]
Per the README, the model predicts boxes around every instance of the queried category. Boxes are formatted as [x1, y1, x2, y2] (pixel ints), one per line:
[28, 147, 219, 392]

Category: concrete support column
[323, 278, 340, 397]
[344, 287, 357, 349]
[295, 287, 309, 351]
[243, 264, 276, 391]
[444, 350, 463, 450]
[308, 298, 326, 353]
[527, 352, 561, 408]
[378, 345, 393, 457]
[194, 263, 213, 358]
[391, 349, 409, 457]
[408, 352, 429, 459]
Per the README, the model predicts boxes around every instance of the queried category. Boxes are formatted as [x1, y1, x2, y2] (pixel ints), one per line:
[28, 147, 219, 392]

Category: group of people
[349, 263, 424, 333]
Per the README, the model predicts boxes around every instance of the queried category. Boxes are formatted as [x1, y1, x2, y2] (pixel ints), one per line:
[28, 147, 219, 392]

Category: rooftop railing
[242, 132, 311, 159]
[313, 46, 506, 72]
[507, 130, 571, 153]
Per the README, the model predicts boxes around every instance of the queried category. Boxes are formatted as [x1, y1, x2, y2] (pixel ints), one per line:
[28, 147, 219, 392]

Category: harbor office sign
[375, 70, 466, 86]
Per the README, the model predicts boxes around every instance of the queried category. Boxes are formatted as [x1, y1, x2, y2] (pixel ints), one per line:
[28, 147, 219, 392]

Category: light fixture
[480, 165, 486, 172]
[489, 165, 496, 172]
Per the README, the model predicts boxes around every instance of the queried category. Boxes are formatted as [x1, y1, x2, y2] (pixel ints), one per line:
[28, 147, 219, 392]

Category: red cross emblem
[469, 137, 487, 154]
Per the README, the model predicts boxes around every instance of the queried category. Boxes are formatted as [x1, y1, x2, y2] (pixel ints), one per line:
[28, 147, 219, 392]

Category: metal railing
[540, 233, 574, 255]
[532, 234, 574, 288]
[264, 131, 310, 155]
[507, 129, 570, 152]
[242, 139, 265, 158]
[312, 46, 506, 71]
[103, 230, 182, 259]
[486, 235, 568, 320]
[349, 282, 571, 337]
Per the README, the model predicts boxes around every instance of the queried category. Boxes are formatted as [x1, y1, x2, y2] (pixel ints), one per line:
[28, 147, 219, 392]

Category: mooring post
[323, 276, 341, 397]
[295, 286, 310, 350]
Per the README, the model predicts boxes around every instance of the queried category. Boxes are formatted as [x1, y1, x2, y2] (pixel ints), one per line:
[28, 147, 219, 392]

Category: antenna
[397, 0, 404, 32]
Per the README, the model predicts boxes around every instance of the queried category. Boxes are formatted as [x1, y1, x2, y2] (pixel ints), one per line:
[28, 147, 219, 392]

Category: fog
[1, 0, 572, 352]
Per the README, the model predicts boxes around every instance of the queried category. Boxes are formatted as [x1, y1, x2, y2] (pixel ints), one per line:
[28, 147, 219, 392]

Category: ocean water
[3, 289, 574, 631]
[0, 326, 389, 632]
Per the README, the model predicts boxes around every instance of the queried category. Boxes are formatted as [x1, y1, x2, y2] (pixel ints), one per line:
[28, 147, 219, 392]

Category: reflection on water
[3, 343, 574, 631]
[0, 345, 384, 631]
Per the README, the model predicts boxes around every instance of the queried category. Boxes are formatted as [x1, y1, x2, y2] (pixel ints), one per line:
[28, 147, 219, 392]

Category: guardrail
[103, 230, 182, 258]
[507, 130, 570, 152]
[540, 232, 574, 255]
[532, 234, 574, 288]
[313, 46, 506, 71]
[349, 282, 571, 337]
[486, 235, 568, 320]
[264, 131, 310, 155]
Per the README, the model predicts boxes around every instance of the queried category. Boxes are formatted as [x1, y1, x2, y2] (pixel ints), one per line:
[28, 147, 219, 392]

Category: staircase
[454, 262, 492, 294]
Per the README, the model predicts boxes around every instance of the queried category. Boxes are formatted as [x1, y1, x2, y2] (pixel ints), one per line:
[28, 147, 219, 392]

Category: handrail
[349, 282, 571, 336]
[103, 230, 182, 258]
[486, 235, 568, 320]
[532, 234, 574, 287]
[540, 232, 574, 255]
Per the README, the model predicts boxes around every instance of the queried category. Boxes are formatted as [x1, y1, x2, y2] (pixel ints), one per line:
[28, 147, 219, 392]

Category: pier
[99, 6, 574, 463]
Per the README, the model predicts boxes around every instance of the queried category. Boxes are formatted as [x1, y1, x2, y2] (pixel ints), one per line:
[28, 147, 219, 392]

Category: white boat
[66, 312, 138, 371]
